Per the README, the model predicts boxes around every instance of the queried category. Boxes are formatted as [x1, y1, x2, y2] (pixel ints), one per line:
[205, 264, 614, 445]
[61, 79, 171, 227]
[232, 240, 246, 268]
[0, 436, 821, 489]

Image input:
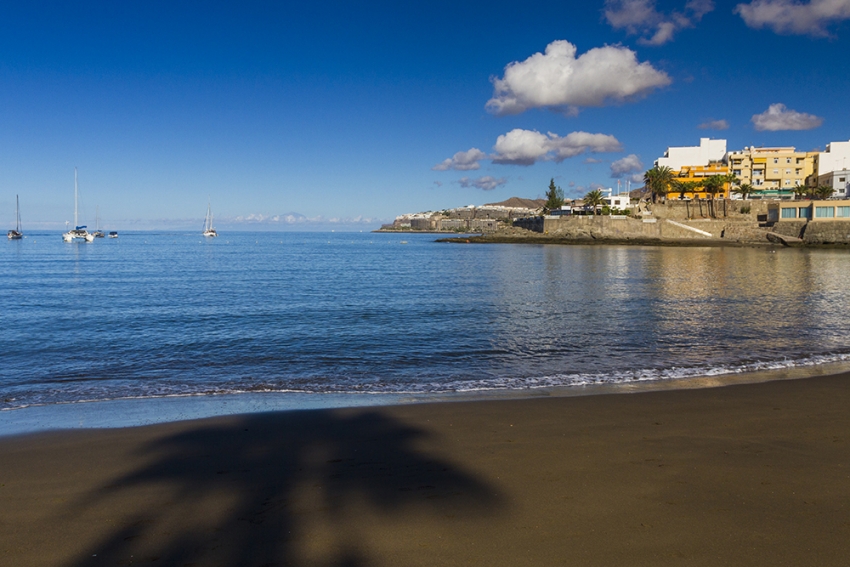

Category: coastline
[2, 369, 849, 566]
[4, 358, 850, 437]
[436, 233, 772, 247]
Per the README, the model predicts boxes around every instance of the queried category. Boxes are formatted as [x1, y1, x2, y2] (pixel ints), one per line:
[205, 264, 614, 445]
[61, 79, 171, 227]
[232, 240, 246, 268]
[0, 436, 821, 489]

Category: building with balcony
[665, 163, 731, 200]
[727, 147, 816, 199]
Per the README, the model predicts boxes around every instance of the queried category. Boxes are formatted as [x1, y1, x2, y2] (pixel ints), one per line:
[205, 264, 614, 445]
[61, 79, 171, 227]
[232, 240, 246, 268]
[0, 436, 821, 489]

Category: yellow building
[728, 147, 816, 198]
[665, 162, 731, 200]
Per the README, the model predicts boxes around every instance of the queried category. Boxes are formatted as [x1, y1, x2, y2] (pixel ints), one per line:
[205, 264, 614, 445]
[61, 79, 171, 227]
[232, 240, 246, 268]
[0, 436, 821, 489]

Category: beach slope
[2, 374, 849, 566]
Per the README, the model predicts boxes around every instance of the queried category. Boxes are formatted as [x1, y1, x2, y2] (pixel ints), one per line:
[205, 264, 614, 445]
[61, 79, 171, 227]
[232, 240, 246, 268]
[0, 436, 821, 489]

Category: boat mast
[16, 194, 21, 232]
[74, 168, 79, 229]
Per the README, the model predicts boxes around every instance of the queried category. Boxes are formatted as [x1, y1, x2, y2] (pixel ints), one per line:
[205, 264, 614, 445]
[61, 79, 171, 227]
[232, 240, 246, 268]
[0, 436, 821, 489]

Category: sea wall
[512, 214, 771, 243]
[800, 222, 850, 244]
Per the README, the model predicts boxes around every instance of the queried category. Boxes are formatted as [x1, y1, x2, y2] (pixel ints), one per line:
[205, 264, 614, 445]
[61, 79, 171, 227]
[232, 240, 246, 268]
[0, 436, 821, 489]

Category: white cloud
[432, 148, 487, 171]
[751, 103, 823, 131]
[492, 129, 623, 165]
[610, 154, 644, 178]
[698, 118, 730, 130]
[458, 176, 508, 191]
[584, 157, 604, 164]
[605, 0, 715, 45]
[485, 40, 671, 116]
[735, 0, 850, 36]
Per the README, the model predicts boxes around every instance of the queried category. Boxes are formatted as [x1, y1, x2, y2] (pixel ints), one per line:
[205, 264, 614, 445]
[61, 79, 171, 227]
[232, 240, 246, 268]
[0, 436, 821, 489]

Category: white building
[655, 138, 727, 170]
[816, 140, 850, 175]
[816, 169, 850, 198]
[604, 189, 631, 209]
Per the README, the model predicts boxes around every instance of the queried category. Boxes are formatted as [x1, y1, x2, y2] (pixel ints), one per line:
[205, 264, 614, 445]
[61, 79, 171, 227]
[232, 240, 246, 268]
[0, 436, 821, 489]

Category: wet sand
[2, 372, 849, 566]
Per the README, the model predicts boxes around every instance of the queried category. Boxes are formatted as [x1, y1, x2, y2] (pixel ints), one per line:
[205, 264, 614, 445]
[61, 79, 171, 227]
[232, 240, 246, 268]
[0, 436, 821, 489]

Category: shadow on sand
[64, 409, 503, 566]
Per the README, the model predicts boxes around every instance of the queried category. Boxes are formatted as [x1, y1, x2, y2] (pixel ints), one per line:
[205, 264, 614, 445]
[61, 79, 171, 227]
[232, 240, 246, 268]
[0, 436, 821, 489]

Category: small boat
[202, 199, 217, 237]
[92, 206, 105, 238]
[62, 168, 95, 242]
[108, 231, 118, 238]
[7, 194, 22, 239]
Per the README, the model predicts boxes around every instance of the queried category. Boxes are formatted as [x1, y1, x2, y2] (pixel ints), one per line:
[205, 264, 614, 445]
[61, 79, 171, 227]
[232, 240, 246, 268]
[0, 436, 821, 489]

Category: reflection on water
[2, 234, 850, 408]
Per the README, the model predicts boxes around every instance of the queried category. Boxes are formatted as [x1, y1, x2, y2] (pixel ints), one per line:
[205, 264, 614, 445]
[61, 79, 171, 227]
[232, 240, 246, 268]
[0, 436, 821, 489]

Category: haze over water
[2, 232, 850, 413]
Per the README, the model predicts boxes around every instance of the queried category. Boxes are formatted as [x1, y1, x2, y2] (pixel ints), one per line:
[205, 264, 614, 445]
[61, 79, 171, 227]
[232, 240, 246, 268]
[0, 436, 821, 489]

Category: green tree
[543, 178, 565, 213]
[793, 184, 809, 200]
[814, 185, 835, 200]
[703, 175, 726, 218]
[671, 179, 701, 200]
[733, 183, 754, 200]
[584, 188, 605, 215]
[643, 165, 674, 203]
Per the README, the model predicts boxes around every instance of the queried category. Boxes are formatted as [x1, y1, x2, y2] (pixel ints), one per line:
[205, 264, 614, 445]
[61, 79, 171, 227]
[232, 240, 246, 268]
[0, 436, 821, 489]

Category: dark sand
[2, 374, 849, 566]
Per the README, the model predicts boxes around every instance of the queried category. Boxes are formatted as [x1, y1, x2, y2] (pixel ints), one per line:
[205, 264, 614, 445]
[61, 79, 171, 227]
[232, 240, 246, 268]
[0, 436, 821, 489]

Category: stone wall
[800, 222, 850, 244]
[513, 214, 772, 243]
[644, 199, 771, 222]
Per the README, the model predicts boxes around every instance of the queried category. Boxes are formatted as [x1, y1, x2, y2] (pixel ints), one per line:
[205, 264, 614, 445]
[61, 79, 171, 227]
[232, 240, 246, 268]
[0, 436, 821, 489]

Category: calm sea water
[2, 231, 850, 412]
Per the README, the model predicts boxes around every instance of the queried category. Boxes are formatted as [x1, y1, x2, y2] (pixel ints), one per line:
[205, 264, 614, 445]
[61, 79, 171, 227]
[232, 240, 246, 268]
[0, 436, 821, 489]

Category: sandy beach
[2, 373, 849, 567]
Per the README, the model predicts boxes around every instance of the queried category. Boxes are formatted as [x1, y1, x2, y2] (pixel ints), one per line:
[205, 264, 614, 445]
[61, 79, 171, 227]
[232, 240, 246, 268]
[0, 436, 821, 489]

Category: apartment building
[666, 163, 731, 200]
[656, 138, 727, 170]
[808, 140, 850, 196]
[727, 147, 816, 198]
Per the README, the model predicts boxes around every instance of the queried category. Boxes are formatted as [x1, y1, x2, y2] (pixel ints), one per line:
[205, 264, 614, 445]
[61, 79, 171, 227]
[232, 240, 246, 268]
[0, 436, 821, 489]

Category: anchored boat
[62, 168, 94, 242]
[7, 195, 22, 240]
[202, 199, 217, 237]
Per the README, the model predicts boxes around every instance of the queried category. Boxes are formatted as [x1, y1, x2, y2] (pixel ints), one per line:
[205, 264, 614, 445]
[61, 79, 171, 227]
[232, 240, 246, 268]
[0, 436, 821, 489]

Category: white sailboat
[92, 206, 105, 238]
[202, 199, 218, 237]
[7, 194, 22, 239]
[62, 168, 94, 242]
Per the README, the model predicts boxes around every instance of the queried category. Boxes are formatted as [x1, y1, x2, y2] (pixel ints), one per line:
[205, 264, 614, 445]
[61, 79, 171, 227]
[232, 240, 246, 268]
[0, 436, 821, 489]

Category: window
[785, 180, 792, 185]
[733, 170, 742, 175]
[785, 170, 791, 175]
[781, 208, 797, 219]
[773, 158, 779, 164]
[815, 206, 834, 218]
[840, 177, 846, 182]
[796, 169, 802, 174]
[773, 169, 779, 174]
[837, 207, 850, 218]
[800, 207, 811, 219]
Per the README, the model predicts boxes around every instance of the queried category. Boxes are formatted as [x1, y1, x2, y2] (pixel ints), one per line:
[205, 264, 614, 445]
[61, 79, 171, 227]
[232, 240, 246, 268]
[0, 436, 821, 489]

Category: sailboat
[7, 195, 22, 239]
[92, 206, 105, 238]
[202, 199, 218, 237]
[62, 168, 95, 242]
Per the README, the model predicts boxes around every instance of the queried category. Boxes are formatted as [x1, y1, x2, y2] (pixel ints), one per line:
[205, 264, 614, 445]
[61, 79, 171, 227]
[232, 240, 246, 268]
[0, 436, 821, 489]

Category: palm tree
[583, 189, 605, 215]
[643, 166, 674, 203]
[670, 180, 701, 200]
[733, 183, 754, 200]
[703, 175, 726, 218]
[814, 185, 835, 200]
[793, 184, 809, 200]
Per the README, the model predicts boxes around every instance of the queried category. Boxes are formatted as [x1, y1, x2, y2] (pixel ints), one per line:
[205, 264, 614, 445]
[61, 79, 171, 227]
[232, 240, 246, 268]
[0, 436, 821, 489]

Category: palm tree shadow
[64, 409, 504, 567]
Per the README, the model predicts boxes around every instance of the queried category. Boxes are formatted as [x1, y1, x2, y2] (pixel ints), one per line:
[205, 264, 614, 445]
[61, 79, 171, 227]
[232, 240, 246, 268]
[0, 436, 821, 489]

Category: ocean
[3, 231, 850, 430]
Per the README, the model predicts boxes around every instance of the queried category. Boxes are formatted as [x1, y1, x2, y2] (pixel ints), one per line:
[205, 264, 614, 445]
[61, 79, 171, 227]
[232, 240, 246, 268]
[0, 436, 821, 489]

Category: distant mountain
[483, 197, 546, 209]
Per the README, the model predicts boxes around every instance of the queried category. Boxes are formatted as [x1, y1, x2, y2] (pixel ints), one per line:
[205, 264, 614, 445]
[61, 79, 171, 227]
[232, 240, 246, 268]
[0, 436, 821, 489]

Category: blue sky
[2, 0, 850, 230]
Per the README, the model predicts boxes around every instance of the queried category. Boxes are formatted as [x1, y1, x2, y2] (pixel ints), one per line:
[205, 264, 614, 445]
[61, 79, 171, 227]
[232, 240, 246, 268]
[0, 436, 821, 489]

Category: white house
[816, 140, 850, 176]
[656, 138, 727, 170]
[816, 169, 850, 198]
